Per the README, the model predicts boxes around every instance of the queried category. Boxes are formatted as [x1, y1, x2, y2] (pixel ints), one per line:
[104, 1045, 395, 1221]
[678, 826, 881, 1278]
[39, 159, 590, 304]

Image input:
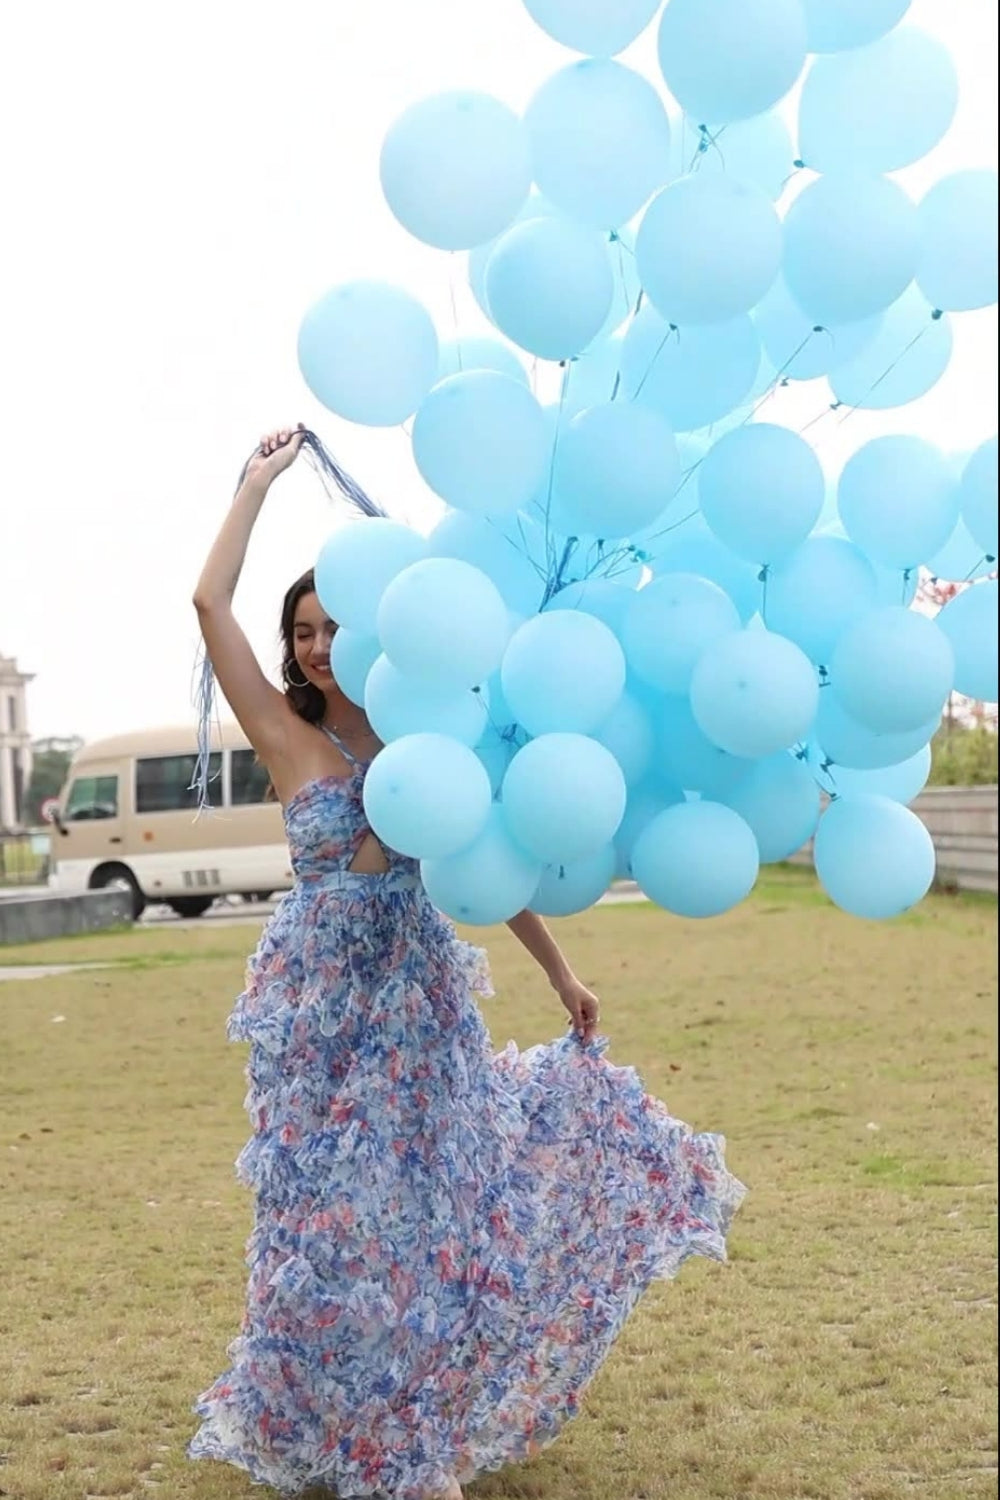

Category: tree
[24, 736, 84, 825]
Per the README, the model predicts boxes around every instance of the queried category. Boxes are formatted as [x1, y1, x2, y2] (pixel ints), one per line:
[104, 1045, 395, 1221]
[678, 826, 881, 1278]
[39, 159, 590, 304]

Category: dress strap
[321, 725, 360, 768]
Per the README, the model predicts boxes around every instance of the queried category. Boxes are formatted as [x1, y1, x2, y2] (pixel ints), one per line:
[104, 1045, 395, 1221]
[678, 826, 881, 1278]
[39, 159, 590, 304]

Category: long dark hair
[279, 568, 328, 725]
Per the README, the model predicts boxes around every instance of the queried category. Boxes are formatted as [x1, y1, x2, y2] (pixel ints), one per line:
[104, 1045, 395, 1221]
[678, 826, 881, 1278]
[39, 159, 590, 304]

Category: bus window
[65, 774, 119, 821]
[230, 749, 271, 806]
[136, 753, 222, 813]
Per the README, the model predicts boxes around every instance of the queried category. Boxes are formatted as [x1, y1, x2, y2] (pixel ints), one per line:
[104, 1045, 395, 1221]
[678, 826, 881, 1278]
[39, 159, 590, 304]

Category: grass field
[1, 868, 996, 1500]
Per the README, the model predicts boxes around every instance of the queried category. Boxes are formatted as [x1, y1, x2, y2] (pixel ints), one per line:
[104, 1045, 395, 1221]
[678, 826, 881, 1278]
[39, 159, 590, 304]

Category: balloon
[829, 287, 952, 411]
[544, 579, 637, 639]
[959, 438, 998, 559]
[298, 282, 438, 428]
[379, 92, 531, 251]
[421, 806, 542, 926]
[467, 192, 560, 319]
[657, 0, 808, 125]
[753, 277, 883, 381]
[363, 734, 491, 859]
[815, 693, 939, 770]
[562, 337, 626, 417]
[691, 629, 819, 758]
[620, 305, 762, 431]
[412, 372, 548, 516]
[926, 519, 997, 583]
[698, 423, 824, 563]
[502, 611, 626, 735]
[783, 174, 919, 325]
[376, 558, 509, 690]
[935, 581, 999, 705]
[653, 694, 755, 797]
[526, 61, 672, 230]
[625, 573, 741, 693]
[647, 521, 761, 622]
[553, 403, 681, 539]
[837, 437, 958, 570]
[592, 692, 655, 786]
[799, 28, 958, 176]
[502, 734, 627, 862]
[364, 656, 488, 746]
[830, 607, 955, 733]
[766, 537, 878, 664]
[330, 628, 381, 707]
[438, 336, 528, 386]
[814, 794, 935, 919]
[636, 176, 781, 325]
[486, 217, 614, 360]
[315, 520, 425, 635]
[721, 752, 821, 862]
[522, 0, 660, 57]
[531, 846, 618, 917]
[918, 171, 999, 313]
[672, 112, 794, 201]
[830, 745, 931, 806]
[801, 0, 911, 53]
[632, 801, 760, 917]
[427, 512, 547, 617]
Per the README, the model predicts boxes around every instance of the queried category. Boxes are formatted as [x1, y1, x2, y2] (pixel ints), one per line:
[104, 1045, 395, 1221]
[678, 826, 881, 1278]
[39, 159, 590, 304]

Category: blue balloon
[873, 563, 920, 608]
[926, 519, 997, 583]
[671, 112, 794, 201]
[438, 336, 528, 386]
[466, 193, 559, 319]
[766, 537, 878, 664]
[376, 558, 509, 690]
[315, 519, 425, 634]
[614, 780, 685, 877]
[814, 794, 935, 919]
[620, 304, 762, 431]
[722, 752, 821, 862]
[637, 175, 781, 325]
[830, 287, 953, 411]
[330, 628, 381, 707]
[799, 27, 958, 175]
[298, 281, 438, 427]
[545, 578, 637, 638]
[476, 724, 518, 796]
[959, 437, 998, 559]
[625, 573, 741, 693]
[830, 745, 931, 806]
[837, 436, 958, 570]
[592, 692, 655, 786]
[553, 403, 681, 539]
[801, 0, 911, 53]
[754, 276, 883, 381]
[632, 801, 760, 917]
[936, 581, 998, 704]
[364, 656, 488, 746]
[647, 521, 761, 623]
[422, 805, 542, 925]
[830, 607, 955, 733]
[413, 372, 548, 516]
[486, 217, 614, 360]
[531, 846, 618, 917]
[918, 171, 999, 313]
[699, 423, 824, 563]
[814, 693, 939, 770]
[657, 0, 807, 125]
[526, 61, 672, 230]
[653, 694, 755, 797]
[522, 0, 660, 56]
[363, 734, 492, 859]
[502, 611, 626, 735]
[427, 511, 546, 617]
[380, 92, 530, 251]
[691, 629, 819, 758]
[783, 174, 919, 325]
[560, 340, 625, 416]
[503, 734, 627, 862]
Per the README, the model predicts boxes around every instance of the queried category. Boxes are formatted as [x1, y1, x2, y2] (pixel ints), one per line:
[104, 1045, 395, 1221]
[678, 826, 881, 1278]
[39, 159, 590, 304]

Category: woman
[188, 427, 745, 1500]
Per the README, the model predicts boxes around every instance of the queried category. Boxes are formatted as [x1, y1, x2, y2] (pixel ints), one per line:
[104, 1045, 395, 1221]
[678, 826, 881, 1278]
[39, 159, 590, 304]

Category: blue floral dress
[189, 731, 746, 1498]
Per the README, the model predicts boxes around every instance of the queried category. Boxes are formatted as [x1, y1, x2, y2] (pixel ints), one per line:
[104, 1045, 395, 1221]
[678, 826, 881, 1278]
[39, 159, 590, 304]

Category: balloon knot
[793, 158, 806, 170]
[931, 308, 944, 320]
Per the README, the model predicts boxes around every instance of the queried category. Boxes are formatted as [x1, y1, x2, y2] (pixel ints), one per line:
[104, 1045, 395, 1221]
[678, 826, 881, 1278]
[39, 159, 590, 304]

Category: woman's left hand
[557, 976, 601, 1044]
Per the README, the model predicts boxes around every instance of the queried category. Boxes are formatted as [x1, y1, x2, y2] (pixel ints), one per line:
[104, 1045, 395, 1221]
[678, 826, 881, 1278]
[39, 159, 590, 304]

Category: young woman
[188, 427, 745, 1500]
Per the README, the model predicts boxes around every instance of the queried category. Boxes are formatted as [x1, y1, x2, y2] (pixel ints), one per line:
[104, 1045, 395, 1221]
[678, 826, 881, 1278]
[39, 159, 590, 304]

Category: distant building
[0, 654, 33, 830]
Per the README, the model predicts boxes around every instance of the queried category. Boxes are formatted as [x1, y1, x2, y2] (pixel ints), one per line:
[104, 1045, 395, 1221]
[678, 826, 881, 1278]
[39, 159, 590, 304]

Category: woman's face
[292, 591, 337, 691]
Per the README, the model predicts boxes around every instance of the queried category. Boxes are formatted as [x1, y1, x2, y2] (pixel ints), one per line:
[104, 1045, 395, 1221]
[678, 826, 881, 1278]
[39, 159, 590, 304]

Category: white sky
[1, 0, 997, 742]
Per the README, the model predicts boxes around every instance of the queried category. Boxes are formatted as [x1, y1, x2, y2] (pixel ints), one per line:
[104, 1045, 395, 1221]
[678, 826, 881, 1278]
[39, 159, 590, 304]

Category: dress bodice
[282, 732, 418, 884]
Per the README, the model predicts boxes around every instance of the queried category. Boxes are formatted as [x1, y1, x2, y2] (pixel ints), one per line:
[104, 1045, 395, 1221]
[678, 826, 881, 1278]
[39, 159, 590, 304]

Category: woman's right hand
[241, 425, 306, 490]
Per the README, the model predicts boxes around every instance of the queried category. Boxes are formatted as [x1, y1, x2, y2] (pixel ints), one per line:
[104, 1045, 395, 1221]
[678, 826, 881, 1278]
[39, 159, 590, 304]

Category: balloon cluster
[299, 0, 998, 925]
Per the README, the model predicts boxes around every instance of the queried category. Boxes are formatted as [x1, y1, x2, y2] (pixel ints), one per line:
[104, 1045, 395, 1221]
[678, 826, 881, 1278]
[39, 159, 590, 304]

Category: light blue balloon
[814, 793, 935, 919]
[815, 693, 939, 770]
[625, 573, 741, 693]
[545, 579, 637, 638]
[830, 607, 955, 733]
[799, 27, 958, 175]
[647, 520, 762, 622]
[766, 537, 878, 664]
[672, 112, 794, 201]
[837, 436, 958, 570]
[486, 217, 615, 360]
[412, 372, 548, 516]
[653, 694, 755, 797]
[438, 336, 528, 386]
[522, 0, 660, 57]
[754, 276, 883, 381]
[620, 304, 762, 431]
[918, 171, 999, 313]
[427, 511, 547, 617]
[721, 752, 821, 862]
[315, 520, 425, 634]
[959, 437, 998, 558]
[801, 0, 911, 53]
[502, 611, 626, 735]
[422, 805, 541, 925]
[658, 0, 808, 125]
[553, 403, 681, 539]
[830, 745, 931, 806]
[526, 61, 672, 230]
[873, 565, 919, 608]
[691, 629, 819, 758]
[365, 656, 488, 746]
[562, 338, 626, 418]
[637, 175, 781, 325]
[614, 779, 685, 877]
[476, 725, 518, 796]
[531, 845, 618, 917]
[926, 519, 997, 583]
[633, 801, 760, 917]
[830, 287, 952, 411]
[380, 92, 531, 251]
[466, 192, 560, 318]
[699, 423, 824, 563]
[592, 692, 655, 786]
[936, 581, 998, 704]
[502, 734, 627, 863]
[376, 557, 509, 690]
[298, 281, 438, 427]
[783, 174, 919, 325]
[363, 734, 492, 859]
[330, 628, 381, 707]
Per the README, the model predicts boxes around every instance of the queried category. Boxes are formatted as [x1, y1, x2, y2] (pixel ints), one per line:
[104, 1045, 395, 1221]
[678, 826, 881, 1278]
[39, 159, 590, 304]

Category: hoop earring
[285, 665, 311, 689]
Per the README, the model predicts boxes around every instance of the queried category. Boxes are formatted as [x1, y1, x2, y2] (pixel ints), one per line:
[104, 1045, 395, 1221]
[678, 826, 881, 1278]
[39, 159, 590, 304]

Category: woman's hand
[241, 425, 306, 491]
[557, 975, 601, 1045]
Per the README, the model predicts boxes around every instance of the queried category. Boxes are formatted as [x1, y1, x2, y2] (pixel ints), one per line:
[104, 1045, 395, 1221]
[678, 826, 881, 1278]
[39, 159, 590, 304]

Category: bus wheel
[91, 865, 146, 922]
[167, 896, 214, 919]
